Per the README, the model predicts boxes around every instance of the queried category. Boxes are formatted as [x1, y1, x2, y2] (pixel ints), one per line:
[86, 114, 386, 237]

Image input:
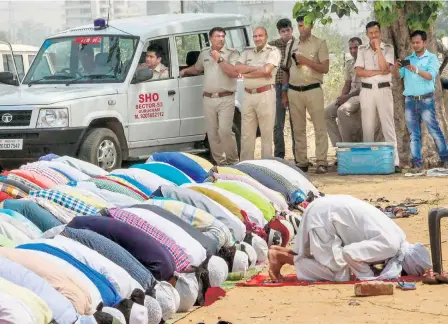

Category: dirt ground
[178, 128, 448, 324]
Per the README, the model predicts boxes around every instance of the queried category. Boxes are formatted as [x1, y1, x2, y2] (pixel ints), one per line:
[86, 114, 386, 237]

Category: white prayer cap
[102, 307, 126, 324]
[232, 250, 249, 273]
[175, 273, 199, 312]
[250, 234, 268, 264]
[238, 242, 257, 268]
[402, 242, 432, 276]
[153, 281, 180, 320]
[143, 295, 162, 324]
[129, 303, 148, 324]
[207, 256, 228, 287]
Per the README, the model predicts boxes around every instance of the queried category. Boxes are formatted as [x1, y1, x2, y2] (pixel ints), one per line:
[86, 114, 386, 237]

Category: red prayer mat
[236, 274, 423, 287]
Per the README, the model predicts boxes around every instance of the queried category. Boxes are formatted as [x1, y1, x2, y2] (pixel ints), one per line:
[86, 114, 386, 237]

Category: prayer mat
[236, 274, 424, 287]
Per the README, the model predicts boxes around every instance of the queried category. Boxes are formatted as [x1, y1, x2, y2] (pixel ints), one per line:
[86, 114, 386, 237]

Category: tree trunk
[379, 6, 448, 167]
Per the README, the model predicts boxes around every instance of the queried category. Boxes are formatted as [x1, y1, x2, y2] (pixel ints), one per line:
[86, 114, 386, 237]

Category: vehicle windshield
[22, 35, 139, 85]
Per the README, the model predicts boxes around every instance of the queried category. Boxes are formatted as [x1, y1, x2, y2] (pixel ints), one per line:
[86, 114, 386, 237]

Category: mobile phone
[401, 59, 410, 66]
[292, 53, 299, 65]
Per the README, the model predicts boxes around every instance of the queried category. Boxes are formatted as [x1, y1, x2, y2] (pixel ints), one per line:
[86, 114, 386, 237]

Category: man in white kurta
[268, 195, 431, 282]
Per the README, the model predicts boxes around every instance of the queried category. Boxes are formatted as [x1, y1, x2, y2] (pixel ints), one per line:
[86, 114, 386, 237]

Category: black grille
[0, 110, 32, 127]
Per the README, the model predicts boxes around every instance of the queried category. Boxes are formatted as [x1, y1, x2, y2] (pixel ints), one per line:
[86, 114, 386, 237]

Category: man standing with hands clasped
[393, 30, 448, 172]
[355, 21, 401, 173]
[180, 27, 240, 166]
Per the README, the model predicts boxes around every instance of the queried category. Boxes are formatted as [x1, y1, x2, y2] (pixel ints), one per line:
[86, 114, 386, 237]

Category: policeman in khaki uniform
[325, 37, 362, 147]
[227, 27, 281, 160]
[181, 27, 240, 165]
[355, 21, 400, 171]
[138, 43, 169, 80]
[282, 16, 330, 174]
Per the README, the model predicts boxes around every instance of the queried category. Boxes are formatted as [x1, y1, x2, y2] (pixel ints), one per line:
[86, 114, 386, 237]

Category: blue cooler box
[336, 142, 395, 175]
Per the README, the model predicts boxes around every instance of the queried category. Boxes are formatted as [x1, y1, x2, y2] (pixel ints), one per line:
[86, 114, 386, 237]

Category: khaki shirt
[354, 42, 394, 83]
[284, 35, 329, 86]
[345, 58, 361, 91]
[195, 47, 239, 93]
[152, 63, 169, 80]
[237, 44, 281, 89]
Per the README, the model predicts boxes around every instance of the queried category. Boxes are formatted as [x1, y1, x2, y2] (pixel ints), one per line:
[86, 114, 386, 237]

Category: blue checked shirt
[399, 50, 440, 96]
[29, 189, 99, 216]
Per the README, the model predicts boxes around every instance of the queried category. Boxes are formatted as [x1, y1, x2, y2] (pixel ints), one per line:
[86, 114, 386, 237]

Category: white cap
[143, 295, 162, 324]
[102, 307, 126, 324]
[232, 250, 249, 273]
[175, 273, 199, 312]
[402, 242, 432, 276]
[238, 242, 257, 268]
[250, 234, 268, 265]
[207, 256, 228, 287]
[129, 303, 148, 324]
[153, 281, 180, 321]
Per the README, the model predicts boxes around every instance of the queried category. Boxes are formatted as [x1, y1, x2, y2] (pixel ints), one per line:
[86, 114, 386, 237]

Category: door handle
[168, 90, 176, 95]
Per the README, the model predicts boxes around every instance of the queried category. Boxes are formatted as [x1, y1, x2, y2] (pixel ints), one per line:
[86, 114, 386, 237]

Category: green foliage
[435, 2, 448, 38]
[292, 0, 442, 31]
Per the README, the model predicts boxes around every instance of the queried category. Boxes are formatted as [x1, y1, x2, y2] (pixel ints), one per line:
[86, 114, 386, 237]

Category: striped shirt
[29, 190, 99, 216]
[20, 165, 69, 185]
[0, 183, 28, 199]
[107, 208, 191, 272]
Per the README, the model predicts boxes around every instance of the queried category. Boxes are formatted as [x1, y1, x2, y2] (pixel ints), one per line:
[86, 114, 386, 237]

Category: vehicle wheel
[232, 108, 242, 155]
[78, 128, 122, 172]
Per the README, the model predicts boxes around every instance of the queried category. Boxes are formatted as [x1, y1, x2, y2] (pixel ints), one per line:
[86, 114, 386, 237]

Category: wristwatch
[217, 57, 224, 64]
[415, 67, 419, 74]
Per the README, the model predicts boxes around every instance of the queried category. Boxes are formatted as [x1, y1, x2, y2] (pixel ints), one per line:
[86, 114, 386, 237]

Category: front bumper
[0, 127, 86, 167]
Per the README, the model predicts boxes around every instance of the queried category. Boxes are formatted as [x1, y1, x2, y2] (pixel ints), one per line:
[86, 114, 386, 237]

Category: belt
[288, 83, 321, 92]
[203, 91, 234, 98]
[407, 92, 434, 100]
[244, 84, 273, 94]
[361, 82, 390, 89]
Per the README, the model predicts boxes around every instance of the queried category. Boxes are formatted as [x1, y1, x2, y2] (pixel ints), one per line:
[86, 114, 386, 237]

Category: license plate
[0, 139, 23, 150]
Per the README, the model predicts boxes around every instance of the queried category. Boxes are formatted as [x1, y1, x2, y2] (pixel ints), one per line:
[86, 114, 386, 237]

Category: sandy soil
[177, 124, 448, 324]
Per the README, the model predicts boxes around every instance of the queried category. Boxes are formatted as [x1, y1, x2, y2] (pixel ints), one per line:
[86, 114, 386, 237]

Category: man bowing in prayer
[268, 195, 431, 282]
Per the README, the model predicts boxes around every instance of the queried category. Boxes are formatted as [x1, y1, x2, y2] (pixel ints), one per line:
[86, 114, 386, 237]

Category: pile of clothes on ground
[0, 153, 320, 324]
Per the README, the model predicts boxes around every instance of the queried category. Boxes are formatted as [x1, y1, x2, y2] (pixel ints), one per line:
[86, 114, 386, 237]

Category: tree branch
[437, 40, 448, 74]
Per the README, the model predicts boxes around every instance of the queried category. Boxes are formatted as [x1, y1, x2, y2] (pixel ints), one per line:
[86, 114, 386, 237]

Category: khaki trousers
[204, 95, 239, 165]
[325, 96, 361, 146]
[240, 88, 275, 161]
[360, 86, 400, 166]
[288, 86, 328, 167]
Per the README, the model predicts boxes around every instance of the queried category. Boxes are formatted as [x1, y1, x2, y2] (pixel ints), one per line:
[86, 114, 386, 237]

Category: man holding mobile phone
[393, 30, 448, 173]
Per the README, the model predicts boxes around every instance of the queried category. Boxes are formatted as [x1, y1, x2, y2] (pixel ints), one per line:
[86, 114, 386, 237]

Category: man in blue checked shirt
[393, 30, 448, 172]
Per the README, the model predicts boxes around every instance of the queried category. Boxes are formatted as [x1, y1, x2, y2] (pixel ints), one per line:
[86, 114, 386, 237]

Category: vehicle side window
[28, 55, 36, 65]
[176, 32, 208, 74]
[138, 37, 171, 82]
[2, 54, 25, 80]
[228, 28, 248, 52]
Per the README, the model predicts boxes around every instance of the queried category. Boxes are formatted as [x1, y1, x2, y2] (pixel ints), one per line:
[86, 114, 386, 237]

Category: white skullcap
[143, 295, 162, 324]
[402, 242, 432, 276]
[102, 307, 126, 324]
[175, 273, 199, 312]
[153, 281, 180, 320]
[232, 250, 249, 273]
[250, 234, 268, 264]
[238, 242, 257, 268]
[207, 256, 228, 287]
[129, 303, 148, 324]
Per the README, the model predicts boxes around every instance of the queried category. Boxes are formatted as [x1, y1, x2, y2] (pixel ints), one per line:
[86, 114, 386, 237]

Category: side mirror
[132, 68, 153, 84]
[0, 72, 18, 86]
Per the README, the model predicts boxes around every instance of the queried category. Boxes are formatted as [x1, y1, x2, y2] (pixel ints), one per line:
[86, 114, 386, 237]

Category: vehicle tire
[232, 108, 242, 156]
[78, 128, 122, 172]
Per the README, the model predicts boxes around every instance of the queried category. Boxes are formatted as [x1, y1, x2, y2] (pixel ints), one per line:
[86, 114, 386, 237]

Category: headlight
[36, 108, 69, 128]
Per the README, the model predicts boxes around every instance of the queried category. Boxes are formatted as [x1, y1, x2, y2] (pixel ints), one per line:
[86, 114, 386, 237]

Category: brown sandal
[435, 271, 448, 283]
[422, 269, 441, 285]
